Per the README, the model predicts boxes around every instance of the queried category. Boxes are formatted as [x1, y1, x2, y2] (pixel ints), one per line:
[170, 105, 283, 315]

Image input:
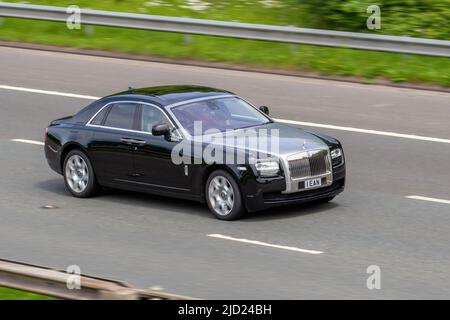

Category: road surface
[0, 46, 449, 299]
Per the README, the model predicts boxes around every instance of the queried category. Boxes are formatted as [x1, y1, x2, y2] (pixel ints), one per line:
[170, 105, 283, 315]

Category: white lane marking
[406, 195, 450, 205]
[275, 118, 450, 144]
[2, 84, 450, 145]
[0, 85, 100, 100]
[3, 46, 445, 97]
[10, 139, 44, 146]
[207, 234, 323, 255]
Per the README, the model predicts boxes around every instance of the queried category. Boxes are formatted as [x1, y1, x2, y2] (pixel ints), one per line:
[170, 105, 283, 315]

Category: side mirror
[152, 123, 171, 137]
[259, 105, 269, 115]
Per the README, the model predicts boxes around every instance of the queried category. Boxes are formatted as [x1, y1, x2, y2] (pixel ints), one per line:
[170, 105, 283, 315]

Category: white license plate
[304, 178, 322, 189]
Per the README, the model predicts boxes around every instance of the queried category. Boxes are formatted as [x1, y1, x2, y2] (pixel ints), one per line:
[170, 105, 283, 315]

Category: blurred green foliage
[8, 0, 448, 39]
[301, 0, 449, 39]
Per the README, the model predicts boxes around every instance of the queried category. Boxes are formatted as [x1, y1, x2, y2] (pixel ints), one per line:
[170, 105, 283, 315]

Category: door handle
[120, 138, 134, 145]
[121, 138, 146, 146]
[131, 139, 146, 146]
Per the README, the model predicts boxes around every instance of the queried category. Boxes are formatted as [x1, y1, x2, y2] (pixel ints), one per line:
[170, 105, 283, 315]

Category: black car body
[45, 85, 345, 220]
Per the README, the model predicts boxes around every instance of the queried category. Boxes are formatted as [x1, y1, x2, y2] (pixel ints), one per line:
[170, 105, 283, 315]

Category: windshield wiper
[237, 121, 271, 130]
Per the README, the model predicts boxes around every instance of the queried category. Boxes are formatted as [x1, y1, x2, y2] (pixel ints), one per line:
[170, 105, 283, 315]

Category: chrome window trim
[165, 94, 235, 109]
[85, 100, 183, 138]
[237, 96, 274, 122]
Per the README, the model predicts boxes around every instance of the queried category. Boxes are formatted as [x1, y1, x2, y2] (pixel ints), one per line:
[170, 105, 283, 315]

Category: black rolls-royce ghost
[45, 85, 345, 220]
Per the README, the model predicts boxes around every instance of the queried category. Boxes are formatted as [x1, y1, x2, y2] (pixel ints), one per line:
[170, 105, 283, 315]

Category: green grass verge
[0, 1, 448, 87]
[0, 287, 54, 300]
[3, 0, 315, 27]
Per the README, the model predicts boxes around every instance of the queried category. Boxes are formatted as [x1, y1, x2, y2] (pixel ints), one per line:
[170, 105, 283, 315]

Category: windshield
[171, 97, 270, 136]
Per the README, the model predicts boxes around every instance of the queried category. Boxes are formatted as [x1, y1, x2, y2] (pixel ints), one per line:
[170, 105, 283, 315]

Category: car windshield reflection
[171, 97, 270, 136]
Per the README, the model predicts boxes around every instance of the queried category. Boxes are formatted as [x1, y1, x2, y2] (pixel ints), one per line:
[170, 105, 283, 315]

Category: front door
[132, 104, 191, 194]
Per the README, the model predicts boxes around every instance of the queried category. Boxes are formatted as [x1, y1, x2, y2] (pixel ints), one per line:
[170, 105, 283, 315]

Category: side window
[103, 103, 137, 130]
[90, 106, 109, 125]
[140, 105, 170, 133]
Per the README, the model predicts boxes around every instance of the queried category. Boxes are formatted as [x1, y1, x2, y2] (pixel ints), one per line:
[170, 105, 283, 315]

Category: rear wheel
[63, 149, 99, 198]
[206, 170, 245, 220]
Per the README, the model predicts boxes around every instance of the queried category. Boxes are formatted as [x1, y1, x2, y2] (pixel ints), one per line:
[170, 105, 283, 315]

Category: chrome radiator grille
[288, 149, 329, 179]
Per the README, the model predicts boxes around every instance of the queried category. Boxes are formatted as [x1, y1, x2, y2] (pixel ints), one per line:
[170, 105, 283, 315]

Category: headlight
[330, 148, 344, 166]
[255, 159, 280, 177]
[331, 148, 342, 159]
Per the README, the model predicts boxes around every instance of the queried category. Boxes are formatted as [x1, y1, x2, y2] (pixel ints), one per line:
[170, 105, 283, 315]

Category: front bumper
[242, 164, 345, 212]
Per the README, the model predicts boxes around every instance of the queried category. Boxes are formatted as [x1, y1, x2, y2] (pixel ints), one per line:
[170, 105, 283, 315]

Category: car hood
[191, 121, 332, 157]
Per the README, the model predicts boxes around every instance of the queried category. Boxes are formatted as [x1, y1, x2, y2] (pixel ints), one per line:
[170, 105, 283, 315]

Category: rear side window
[103, 103, 137, 130]
[90, 106, 109, 125]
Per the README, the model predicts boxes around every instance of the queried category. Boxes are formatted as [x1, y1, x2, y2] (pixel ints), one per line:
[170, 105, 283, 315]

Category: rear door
[88, 102, 140, 184]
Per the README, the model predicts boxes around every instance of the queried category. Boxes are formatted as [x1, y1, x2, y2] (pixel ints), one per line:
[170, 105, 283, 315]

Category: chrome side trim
[115, 178, 190, 191]
[46, 144, 58, 153]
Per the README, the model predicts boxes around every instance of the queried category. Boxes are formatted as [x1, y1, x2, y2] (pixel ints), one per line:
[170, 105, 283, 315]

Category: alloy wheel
[208, 175, 235, 216]
[65, 154, 89, 193]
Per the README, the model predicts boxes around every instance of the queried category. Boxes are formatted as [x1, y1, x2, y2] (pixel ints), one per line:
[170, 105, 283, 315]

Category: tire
[63, 149, 99, 198]
[205, 169, 245, 220]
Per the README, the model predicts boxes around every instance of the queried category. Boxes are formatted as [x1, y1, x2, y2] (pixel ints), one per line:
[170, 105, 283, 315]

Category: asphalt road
[0, 46, 449, 299]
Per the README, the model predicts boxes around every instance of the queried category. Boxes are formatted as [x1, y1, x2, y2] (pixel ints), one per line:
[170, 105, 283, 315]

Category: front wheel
[206, 170, 245, 220]
[63, 149, 99, 198]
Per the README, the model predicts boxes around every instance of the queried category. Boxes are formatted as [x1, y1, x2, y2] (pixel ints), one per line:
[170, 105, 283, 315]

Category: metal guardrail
[0, 2, 449, 57]
[0, 259, 193, 300]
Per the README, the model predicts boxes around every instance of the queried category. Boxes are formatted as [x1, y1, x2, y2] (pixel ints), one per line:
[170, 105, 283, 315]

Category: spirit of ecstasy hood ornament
[302, 140, 307, 150]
